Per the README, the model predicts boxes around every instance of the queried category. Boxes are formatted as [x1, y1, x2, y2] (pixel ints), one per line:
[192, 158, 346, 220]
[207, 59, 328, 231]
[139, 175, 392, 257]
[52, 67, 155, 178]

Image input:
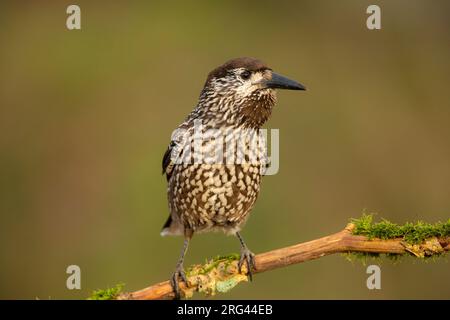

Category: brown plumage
[161, 57, 305, 298]
[205, 57, 269, 85]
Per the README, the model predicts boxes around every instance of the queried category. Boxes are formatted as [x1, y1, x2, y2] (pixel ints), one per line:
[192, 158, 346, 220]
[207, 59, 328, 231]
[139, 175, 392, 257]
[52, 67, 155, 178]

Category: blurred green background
[0, 0, 449, 299]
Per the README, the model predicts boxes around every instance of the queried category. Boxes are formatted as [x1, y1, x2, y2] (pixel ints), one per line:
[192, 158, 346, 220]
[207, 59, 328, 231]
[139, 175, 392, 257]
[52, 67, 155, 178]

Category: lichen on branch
[183, 253, 248, 298]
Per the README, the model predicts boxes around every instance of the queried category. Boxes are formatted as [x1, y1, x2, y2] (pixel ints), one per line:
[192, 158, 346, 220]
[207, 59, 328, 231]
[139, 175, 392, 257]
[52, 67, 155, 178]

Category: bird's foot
[238, 247, 256, 281]
[170, 264, 188, 299]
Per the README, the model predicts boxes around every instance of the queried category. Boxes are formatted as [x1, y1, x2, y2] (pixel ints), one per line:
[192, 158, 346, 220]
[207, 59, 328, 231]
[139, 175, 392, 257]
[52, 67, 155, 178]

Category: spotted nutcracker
[161, 57, 305, 297]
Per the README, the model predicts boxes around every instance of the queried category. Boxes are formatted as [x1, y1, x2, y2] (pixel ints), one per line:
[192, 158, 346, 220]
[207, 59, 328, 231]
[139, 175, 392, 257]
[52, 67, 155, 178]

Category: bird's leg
[170, 237, 190, 299]
[236, 232, 256, 281]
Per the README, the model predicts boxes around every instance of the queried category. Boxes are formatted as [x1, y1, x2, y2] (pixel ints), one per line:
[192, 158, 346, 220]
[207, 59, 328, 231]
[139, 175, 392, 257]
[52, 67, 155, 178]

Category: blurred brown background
[0, 0, 449, 299]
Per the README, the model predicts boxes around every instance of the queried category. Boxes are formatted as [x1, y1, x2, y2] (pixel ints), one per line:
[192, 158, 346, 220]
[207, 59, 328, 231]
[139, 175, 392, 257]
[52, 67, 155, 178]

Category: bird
[161, 57, 305, 298]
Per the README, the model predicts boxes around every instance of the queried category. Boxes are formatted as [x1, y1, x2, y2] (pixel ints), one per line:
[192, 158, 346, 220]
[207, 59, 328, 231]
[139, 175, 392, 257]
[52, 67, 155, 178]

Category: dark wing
[162, 141, 176, 181]
[162, 121, 192, 182]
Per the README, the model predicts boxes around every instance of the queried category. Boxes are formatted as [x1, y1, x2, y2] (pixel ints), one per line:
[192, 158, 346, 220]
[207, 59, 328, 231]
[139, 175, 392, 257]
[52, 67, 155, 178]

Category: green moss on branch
[85, 214, 449, 299]
[351, 214, 450, 244]
[88, 283, 124, 300]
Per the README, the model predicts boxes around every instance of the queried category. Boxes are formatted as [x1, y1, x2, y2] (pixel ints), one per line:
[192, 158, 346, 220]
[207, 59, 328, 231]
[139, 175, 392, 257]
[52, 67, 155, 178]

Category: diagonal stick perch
[117, 223, 449, 300]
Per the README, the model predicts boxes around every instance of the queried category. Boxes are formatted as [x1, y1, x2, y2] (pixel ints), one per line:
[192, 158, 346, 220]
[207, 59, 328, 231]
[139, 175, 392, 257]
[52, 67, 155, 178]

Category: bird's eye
[240, 70, 251, 80]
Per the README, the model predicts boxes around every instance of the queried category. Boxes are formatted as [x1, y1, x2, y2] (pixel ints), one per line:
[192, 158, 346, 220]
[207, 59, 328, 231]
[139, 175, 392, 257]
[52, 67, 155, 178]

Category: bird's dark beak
[265, 72, 306, 91]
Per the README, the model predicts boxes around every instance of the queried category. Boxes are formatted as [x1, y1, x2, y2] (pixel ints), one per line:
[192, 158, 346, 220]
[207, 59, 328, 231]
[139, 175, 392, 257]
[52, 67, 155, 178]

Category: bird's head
[198, 57, 305, 128]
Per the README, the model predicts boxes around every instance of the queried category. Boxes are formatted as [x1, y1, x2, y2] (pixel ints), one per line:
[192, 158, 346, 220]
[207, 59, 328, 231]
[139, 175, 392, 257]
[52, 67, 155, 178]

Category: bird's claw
[170, 264, 188, 299]
[238, 247, 256, 281]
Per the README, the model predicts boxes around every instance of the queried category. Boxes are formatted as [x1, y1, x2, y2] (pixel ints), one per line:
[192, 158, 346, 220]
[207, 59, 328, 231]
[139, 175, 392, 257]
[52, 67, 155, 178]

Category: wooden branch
[117, 223, 449, 300]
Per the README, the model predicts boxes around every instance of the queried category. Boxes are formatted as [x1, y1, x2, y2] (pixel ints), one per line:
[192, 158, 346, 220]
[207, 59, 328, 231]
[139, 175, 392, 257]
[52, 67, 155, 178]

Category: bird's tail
[160, 215, 183, 236]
